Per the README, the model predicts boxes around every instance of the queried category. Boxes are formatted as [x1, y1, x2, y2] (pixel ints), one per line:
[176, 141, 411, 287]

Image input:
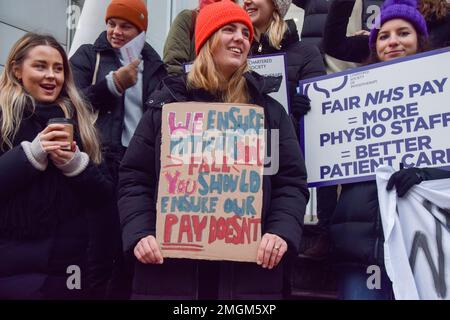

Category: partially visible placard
[184, 53, 289, 113]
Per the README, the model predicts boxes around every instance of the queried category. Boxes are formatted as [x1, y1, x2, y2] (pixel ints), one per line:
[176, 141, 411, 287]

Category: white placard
[299, 48, 450, 187]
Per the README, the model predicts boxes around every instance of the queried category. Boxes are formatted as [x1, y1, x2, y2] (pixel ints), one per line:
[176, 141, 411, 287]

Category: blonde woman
[118, 1, 308, 299]
[0, 33, 114, 299]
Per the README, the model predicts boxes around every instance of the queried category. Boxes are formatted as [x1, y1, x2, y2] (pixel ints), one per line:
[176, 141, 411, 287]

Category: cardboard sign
[299, 47, 450, 187]
[184, 53, 290, 113]
[156, 102, 265, 262]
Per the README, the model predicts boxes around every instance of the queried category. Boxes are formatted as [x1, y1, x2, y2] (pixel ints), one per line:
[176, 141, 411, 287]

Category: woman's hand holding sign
[257, 233, 288, 269]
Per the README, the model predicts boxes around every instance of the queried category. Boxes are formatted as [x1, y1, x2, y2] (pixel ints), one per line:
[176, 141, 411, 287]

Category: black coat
[249, 20, 326, 103]
[427, 12, 450, 49]
[293, 0, 332, 51]
[70, 31, 167, 178]
[118, 72, 309, 299]
[0, 104, 114, 299]
[323, 0, 371, 63]
[330, 168, 450, 267]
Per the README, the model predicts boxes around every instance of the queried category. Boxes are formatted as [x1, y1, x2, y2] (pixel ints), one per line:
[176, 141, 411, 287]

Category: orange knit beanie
[105, 0, 148, 32]
[195, 1, 254, 55]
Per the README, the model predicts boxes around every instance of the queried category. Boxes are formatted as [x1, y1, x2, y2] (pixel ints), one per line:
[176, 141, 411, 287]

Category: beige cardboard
[156, 102, 265, 262]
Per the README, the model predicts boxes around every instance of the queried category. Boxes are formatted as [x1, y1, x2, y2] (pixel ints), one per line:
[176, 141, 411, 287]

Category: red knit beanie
[195, 1, 254, 55]
[105, 0, 148, 32]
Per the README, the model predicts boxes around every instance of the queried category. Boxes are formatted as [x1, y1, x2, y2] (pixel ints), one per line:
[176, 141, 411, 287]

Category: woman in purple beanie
[368, 0, 430, 62]
[324, 0, 449, 63]
[330, 0, 450, 300]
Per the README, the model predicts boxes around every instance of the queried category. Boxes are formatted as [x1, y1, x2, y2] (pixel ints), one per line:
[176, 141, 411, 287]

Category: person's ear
[12, 61, 22, 81]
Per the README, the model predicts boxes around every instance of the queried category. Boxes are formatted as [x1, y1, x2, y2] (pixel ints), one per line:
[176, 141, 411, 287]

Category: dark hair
[419, 0, 450, 21]
[366, 33, 430, 64]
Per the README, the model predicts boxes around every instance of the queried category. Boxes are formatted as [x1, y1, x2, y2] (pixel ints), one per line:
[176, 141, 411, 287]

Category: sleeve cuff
[106, 71, 123, 97]
[20, 137, 48, 171]
[56, 147, 90, 177]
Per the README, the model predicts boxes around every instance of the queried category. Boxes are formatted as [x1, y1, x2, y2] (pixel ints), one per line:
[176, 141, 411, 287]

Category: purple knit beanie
[369, 0, 428, 45]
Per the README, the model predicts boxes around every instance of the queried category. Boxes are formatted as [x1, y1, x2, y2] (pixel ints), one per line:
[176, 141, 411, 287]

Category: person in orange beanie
[105, 0, 148, 33]
[119, 0, 308, 299]
[70, 0, 167, 299]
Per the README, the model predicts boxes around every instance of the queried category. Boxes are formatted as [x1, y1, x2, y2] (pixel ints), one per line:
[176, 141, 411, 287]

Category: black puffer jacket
[249, 20, 326, 101]
[118, 72, 309, 299]
[324, 0, 374, 63]
[0, 104, 114, 299]
[427, 12, 450, 49]
[70, 31, 167, 178]
[331, 168, 450, 267]
[293, 0, 332, 51]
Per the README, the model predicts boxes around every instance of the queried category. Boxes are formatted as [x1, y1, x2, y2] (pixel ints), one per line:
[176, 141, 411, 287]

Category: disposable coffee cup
[47, 118, 74, 151]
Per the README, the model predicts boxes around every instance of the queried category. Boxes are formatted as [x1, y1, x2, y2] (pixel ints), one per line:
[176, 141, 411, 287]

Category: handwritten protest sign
[156, 102, 265, 262]
[185, 53, 289, 113]
[299, 47, 450, 187]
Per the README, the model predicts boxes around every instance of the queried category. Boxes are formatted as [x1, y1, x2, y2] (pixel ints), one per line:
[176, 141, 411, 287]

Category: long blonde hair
[265, 10, 287, 50]
[0, 33, 101, 163]
[187, 30, 250, 104]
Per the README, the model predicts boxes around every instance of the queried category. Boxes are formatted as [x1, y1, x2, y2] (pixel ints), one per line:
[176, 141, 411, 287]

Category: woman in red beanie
[70, 0, 167, 299]
[163, 0, 238, 75]
[118, 1, 309, 299]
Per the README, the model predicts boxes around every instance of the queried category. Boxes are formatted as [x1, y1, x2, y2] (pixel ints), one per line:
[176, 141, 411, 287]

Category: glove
[290, 94, 311, 121]
[386, 167, 425, 197]
[113, 59, 140, 92]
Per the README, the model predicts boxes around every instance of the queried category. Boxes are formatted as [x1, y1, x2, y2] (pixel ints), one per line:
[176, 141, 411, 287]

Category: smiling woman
[211, 23, 251, 81]
[106, 18, 141, 49]
[0, 33, 114, 299]
[375, 20, 419, 61]
[118, 0, 309, 300]
[368, 0, 430, 63]
[13, 45, 65, 103]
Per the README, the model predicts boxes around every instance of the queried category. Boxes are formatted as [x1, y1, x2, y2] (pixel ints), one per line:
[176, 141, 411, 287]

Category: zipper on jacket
[258, 43, 262, 53]
[373, 206, 382, 263]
